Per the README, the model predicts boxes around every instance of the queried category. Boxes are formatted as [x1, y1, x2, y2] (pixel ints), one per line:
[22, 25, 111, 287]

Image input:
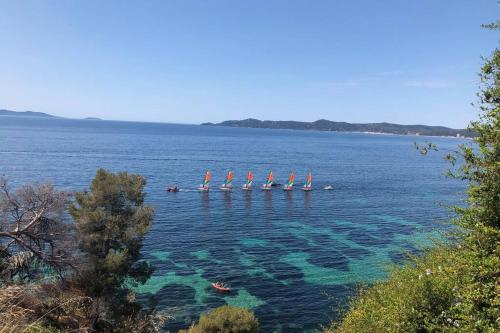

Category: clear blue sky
[0, 1, 498, 127]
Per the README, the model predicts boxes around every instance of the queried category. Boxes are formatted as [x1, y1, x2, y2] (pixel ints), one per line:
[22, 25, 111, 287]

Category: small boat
[167, 186, 179, 192]
[261, 171, 274, 190]
[198, 171, 211, 192]
[242, 171, 253, 190]
[220, 170, 234, 191]
[212, 282, 231, 293]
[302, 171, 312, 191]
[283, 172, 295, 191]
[323, 185, 334, 190]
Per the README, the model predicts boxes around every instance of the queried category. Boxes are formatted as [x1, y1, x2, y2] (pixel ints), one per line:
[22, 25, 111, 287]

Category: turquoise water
[0, 116, 465, 332]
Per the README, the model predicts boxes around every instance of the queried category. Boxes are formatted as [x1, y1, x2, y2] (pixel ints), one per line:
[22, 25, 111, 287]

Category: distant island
[0, 109, 57, 118]
[0, 109, 101, 121]
[202, 118, 473, 138]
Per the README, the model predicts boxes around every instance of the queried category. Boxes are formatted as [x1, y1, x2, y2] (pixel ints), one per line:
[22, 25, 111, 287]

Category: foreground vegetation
[325, 30, 500, 333]
[179, 305, 259, 333]
[0, 170, 167, 332]
[0, 169, 257, 332]
[325, 243, 498, 332]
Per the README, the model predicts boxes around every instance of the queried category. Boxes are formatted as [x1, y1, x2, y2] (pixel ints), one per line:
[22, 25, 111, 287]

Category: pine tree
[69, 169, 154, 323]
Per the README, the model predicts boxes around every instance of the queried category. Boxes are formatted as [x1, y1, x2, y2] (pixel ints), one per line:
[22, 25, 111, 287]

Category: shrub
[0, 282, 89, 333]
[325, 26, 500, 333]
[180, 305, 259, 333]
[324, 243, 499, 333]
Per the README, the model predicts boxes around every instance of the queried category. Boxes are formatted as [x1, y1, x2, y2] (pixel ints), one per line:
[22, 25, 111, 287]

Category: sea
[0, 116, 466, 332]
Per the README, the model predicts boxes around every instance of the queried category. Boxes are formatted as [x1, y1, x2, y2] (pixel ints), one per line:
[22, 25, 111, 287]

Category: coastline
[0, 114, 471, 139]
[202, 123, 472, 139]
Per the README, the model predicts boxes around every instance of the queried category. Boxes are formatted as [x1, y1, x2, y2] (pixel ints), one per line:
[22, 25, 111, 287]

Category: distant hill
[202, 118, 474, 138]
[0, 109, 58, 118]
[0, 109, 105, 121]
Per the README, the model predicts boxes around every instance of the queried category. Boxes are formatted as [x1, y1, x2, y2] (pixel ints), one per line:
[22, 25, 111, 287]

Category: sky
[0, 1, 498, 127]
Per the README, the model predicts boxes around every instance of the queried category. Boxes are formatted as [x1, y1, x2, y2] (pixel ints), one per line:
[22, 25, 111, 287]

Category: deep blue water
[0, 116, 465, 332]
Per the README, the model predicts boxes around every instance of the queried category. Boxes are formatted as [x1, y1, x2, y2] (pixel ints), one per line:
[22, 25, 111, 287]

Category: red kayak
[212, 282, 231, 293]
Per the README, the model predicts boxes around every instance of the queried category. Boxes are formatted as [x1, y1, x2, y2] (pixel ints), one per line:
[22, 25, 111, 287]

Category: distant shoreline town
[202, 118, 474, 138]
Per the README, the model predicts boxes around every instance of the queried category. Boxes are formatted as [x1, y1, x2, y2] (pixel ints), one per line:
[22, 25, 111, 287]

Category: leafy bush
[324, 243, 499, 333]
[325, 26, 500, 333]
[180, 305, 259, 333]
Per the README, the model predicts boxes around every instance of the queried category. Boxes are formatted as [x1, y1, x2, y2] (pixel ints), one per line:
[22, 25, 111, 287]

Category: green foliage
[461, 48, 500, 232]
[414, 141, 438, 155]
[325, 30, 500, 333]
[481, 20, 500, 30]
[69, 168, 154, 297]
[324, 244, 499, 333]
[0, 170, 163, 332]
[69, 168, 155, 328]
[179, 305, 259, 333]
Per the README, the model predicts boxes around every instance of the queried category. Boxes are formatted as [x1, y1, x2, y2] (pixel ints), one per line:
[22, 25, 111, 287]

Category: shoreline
[203, 123, 473, 139]
[1, 114, 472, 139]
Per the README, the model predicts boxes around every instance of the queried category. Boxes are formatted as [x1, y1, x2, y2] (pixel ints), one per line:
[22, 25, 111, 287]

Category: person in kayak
[212, 281, 231, 292]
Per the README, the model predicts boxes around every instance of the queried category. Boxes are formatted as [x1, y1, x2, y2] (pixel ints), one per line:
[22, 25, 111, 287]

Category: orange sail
[267, 171, 273, 184]
[246, 171, 253, 185]
[303, 171, 312, 190]
[262, 170, 273, 190]
[283, 171, 295, 191]
[203, 171, 211, 185]
[221, 170, 233, 190]
[199, 170, 211, 191]
[243, 171, 253, 189]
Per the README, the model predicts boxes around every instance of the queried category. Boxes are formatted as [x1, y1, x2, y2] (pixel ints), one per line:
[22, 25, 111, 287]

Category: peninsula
[0, 109, 57, 118]
[202, 118, 473, 137]
[0, 109, 101, 121]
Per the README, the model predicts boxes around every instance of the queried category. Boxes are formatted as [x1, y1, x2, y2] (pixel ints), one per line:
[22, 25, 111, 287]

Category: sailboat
[242, 171, 253, 190]
[198, 171, 211, 192]
[261, 171, 273, 190]
[302, 171, 312, 191]
[283, 172, 295, 191]
[220, 170, 234, 191]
